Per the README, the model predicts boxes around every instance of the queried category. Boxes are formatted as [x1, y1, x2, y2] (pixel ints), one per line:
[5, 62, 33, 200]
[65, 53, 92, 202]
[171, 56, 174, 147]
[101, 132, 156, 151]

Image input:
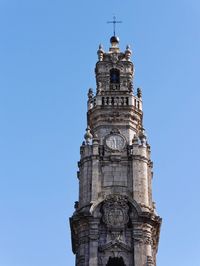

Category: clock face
[105, 134, 125, 151]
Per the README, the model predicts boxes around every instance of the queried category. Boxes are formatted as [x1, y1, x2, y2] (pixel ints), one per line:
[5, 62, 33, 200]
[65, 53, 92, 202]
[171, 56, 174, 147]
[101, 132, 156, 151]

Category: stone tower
[70, 36, 162, 266]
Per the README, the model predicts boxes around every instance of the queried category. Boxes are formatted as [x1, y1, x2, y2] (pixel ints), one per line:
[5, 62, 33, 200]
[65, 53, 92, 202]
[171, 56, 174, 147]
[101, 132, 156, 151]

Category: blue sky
[0, 0, 200, 265]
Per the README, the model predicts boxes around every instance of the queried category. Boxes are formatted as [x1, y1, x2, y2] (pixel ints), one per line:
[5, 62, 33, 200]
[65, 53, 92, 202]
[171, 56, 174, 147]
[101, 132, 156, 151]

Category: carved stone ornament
[110, 53, 119, 63]
[102, 195, 129, 228]
[105, 132, 126, 152]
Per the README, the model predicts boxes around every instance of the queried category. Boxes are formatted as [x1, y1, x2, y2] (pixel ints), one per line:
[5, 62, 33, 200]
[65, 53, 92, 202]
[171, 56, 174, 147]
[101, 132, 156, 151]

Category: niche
[110, 69, 120, 85]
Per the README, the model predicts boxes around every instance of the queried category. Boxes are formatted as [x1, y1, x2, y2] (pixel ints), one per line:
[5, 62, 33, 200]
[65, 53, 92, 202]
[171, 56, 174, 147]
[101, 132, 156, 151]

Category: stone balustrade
[88, 95, 142, 111]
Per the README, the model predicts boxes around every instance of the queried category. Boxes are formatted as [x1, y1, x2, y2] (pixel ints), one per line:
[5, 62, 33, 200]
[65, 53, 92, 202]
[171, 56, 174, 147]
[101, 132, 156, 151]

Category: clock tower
[70, 36, 161, 266]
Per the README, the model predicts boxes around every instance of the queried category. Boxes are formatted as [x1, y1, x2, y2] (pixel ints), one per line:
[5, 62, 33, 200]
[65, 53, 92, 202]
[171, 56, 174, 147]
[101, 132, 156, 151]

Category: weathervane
[107, 16, 122, 36]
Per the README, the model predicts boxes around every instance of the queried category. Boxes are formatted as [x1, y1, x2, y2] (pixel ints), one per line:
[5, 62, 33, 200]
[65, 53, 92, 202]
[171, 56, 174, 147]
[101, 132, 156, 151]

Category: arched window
[110, 68, 120, 88]
[106, 257, 126, 266]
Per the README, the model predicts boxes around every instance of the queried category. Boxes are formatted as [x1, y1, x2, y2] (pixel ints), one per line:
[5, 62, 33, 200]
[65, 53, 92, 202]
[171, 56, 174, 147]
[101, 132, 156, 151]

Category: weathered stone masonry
[70, 36, 162, 266]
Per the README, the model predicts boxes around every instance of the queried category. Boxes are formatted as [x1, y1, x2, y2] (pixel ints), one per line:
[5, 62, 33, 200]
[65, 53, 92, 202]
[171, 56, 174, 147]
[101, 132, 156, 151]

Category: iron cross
[107, 16, 122, 36]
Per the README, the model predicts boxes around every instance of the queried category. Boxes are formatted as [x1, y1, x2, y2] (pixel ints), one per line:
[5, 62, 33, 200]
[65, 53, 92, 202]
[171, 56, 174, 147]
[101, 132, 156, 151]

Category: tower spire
[70, 35, 162, 266]
[107, 15, 122, 36]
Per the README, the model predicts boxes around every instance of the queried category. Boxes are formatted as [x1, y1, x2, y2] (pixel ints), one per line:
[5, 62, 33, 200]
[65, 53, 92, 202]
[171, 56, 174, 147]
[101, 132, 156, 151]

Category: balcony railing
[88, 95, 142, 111]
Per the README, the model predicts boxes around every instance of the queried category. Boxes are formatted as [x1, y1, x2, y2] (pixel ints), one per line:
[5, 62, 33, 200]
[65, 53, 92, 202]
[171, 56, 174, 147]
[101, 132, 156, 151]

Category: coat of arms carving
[102, 195, 129, 228]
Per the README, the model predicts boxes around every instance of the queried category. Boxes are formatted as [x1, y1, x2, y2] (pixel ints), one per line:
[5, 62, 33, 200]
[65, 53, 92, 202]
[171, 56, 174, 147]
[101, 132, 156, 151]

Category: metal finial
[107, 16, 122, 36]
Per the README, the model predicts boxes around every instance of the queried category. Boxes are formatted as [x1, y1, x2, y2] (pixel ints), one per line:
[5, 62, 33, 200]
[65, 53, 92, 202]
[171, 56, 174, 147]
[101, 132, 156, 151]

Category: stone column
[91, 138, 100, 202]
[143, 224, 154, 266]
[89, 219, 99, 266]
[132, 145, 149, 208]
[132, 222, 143, 266]
[132, 222, 155, 266]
